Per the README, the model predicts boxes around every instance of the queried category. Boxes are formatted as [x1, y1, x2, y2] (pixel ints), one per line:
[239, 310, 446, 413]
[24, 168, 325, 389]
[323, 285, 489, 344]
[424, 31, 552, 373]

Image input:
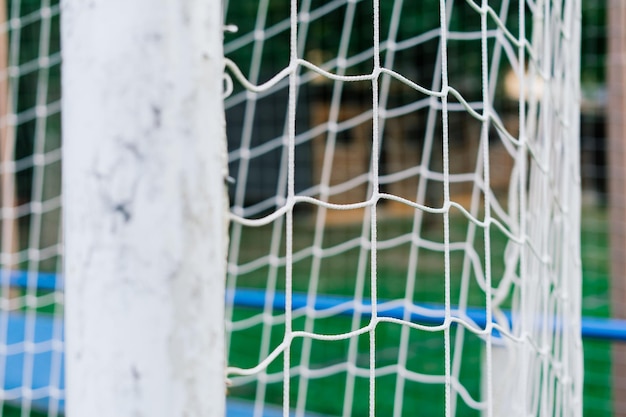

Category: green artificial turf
[228, 206, 613, 416]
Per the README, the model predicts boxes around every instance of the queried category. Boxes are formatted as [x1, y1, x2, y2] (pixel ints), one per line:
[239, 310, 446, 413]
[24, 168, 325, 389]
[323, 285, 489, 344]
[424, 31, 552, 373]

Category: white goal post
[62, 0, 227, 416]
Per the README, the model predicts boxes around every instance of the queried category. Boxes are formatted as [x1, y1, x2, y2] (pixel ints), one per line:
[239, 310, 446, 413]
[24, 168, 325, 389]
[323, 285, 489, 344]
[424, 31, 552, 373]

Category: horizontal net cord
[226, 57, 503, 122]
[229, 362, 485, 410]
[227, 288, 607, 339]
[0, 4, 59, 33]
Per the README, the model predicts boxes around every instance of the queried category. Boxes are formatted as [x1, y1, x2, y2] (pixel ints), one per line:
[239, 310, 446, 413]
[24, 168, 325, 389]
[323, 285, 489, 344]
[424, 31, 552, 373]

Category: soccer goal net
[223, 0, 582, 416]
[0, 0, 582, 416]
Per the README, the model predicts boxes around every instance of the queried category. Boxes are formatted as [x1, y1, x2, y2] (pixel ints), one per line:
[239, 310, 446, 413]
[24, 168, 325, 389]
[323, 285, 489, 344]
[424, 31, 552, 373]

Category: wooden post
[607, 0, 626, 415]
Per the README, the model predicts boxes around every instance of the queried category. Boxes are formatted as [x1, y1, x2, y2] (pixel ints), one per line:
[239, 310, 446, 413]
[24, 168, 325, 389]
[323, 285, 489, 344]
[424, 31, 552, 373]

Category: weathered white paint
[62, 0, 227, 415]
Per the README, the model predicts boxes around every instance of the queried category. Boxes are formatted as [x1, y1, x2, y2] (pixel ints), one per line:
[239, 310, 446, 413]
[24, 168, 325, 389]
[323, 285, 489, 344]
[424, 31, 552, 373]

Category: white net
[224, 0, 582, 416]
[0, 0, 63, 415]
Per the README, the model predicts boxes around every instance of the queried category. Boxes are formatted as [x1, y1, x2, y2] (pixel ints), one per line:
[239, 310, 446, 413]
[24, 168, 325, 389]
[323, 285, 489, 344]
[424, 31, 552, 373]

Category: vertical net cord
[345, 167, 373, 417]
[344, 207, 372, 416]
[393, 0, 453, 413]
[478, 1, 493, 417]
[22, 2, 53, 412]
[557, 0, 567, 406]
[283, 0, 299, 415]
[516, 0, 529, 413]
[561, 0, 581, 411]
[570, 0, 581, 409]
[530, 4, 545, 413]
[524, 1, 537, 412]
[341, 2, 383, 415]
[571, 1, 583, 411]
[559, 3, 571, 409]
[290, 0, 317, 414]
[540, 2, 551, 415]
[38, 4, 63, 413]
[378, 2, 408, 415]
[369, 0, 382, 415]
[552, 1, 564, 411]
[436, 0, 452, 416]
[514, 2, 534, 413]
[520, 1, 547, 414]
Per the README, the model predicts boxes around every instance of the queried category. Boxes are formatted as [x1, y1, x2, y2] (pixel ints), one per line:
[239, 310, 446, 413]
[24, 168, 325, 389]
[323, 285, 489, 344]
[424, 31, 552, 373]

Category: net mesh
[0, 0, 63, 415]
[224, 0, 582, 416]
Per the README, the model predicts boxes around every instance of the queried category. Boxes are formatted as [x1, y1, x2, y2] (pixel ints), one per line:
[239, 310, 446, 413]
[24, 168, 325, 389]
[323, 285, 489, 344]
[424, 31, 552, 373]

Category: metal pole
[62, 0, 228, 415]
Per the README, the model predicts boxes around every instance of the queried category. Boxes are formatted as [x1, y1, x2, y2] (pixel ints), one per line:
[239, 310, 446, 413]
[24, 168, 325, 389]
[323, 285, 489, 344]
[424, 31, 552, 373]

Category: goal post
[62, 0, 227, 416]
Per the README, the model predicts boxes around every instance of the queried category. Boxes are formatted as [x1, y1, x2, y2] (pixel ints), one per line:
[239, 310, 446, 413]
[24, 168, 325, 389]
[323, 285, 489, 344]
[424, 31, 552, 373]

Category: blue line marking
[230, 288, 626, 341]
[0, 270, 62, 291]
